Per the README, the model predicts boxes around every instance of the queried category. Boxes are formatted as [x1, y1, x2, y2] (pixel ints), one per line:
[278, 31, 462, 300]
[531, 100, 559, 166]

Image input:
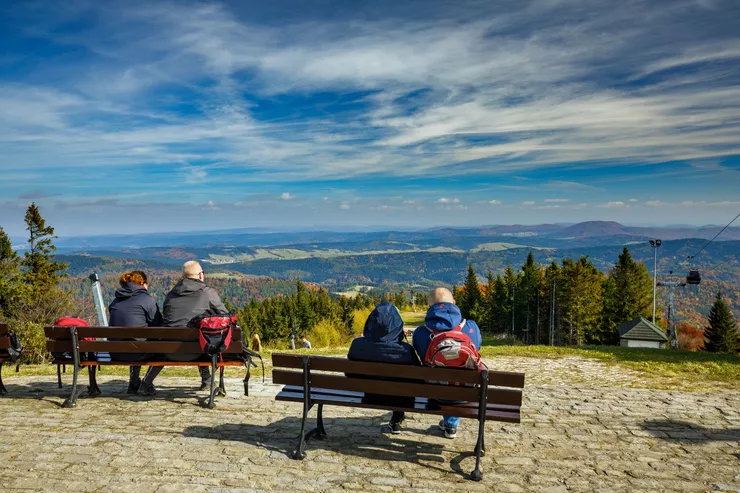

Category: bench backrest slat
[0, 339, 10, 350]
[273, 369, 483, 402]
[0, 322, 9, 350]
[0, 322, 8, 335]
[44, 326, 243, 340]
[48, 340, 244, 354]
[272, 353, 525, 389]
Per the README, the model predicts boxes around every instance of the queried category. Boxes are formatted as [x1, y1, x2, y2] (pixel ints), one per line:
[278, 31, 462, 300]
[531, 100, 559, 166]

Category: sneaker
[127, 378, 142, 395]
[438, 419, 457, 439]
[386, 421, 402, 434]
[137, 382, 156, 396]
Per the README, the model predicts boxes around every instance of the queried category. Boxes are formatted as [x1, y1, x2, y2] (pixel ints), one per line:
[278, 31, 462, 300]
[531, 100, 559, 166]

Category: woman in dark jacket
[108, 271, 163, 394]
[347, 302, 419, 434]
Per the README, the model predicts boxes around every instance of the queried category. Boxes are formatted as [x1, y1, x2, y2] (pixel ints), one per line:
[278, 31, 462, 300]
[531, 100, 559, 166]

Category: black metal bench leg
[87, 365, 101, 396]
[62, 328, 81, 408]
[311, 403, 327, 440]
[243, 357, 252, 396]
[0, 362, 7, 395]
[207, 357, 217, 409]
[216, 366, 226, 397]
[292, 356, 312, 460]
[57, 364, 62, 388]
[471, 369, 489, 481]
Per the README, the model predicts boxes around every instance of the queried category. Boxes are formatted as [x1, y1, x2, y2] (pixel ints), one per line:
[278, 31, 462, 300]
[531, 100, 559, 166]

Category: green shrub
[307, 318, 344, 348]
[12, 321, 48, 364]
[351, 307, 373, 338]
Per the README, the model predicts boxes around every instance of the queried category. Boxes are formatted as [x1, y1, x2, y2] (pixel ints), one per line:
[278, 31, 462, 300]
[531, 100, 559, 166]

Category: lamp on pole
[649, 239, 662, 323]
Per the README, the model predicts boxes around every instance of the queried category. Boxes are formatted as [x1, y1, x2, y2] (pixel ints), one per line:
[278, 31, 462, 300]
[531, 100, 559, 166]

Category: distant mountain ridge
[43, 221, 740, 253]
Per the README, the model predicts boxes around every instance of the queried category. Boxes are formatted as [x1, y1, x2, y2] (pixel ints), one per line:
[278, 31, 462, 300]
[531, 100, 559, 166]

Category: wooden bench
[45, 325, 261, 409]
[0, 322, 12, 395]
[272, 354, 525, 481]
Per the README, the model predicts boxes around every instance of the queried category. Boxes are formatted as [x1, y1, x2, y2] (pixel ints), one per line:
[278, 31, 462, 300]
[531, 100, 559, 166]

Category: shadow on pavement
[181, 417, 478, 479]
[641, 419, 740, 441]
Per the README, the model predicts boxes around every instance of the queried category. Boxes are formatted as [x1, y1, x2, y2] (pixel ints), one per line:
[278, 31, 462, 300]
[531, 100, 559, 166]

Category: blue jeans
[443, 416, 461, 429]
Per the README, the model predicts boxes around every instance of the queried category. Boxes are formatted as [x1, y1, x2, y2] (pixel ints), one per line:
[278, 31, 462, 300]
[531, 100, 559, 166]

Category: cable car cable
[687, 211, 740, 261]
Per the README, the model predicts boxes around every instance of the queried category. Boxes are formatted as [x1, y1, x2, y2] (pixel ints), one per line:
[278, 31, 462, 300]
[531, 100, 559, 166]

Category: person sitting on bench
[412, 287, 482, 439]
[347, 302, 420, 434]
[138, 261, 228, 395]
[108, 270, 163, 394]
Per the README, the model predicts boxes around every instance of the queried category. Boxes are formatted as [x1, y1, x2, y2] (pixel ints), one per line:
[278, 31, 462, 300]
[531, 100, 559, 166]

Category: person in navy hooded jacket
[347, 302, 420, 434]
[412, 287, 482, 439]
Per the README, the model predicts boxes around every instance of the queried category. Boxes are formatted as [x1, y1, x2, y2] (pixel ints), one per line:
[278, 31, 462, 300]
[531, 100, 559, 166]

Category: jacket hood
[171, 277, 206, 296]
[363, 302, 404, 343]
[424, 302, 463, 331]
[114, 282, 148, 300]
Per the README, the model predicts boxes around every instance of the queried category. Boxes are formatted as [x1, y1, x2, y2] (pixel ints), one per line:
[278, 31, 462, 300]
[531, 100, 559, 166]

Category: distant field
[400, 311, 426, 326]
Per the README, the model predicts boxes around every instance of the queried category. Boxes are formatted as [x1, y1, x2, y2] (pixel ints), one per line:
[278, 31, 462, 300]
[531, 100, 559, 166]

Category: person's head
[183, 260, 204, 281]
[363, 301, 404, 343]
[428, 287, 455, 306]
[120, 270, 148, 289]
[301, 337, 308, 343]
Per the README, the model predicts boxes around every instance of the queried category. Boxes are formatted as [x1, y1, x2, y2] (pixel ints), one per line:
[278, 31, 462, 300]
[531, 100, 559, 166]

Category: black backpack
[6, 329, 23, 370]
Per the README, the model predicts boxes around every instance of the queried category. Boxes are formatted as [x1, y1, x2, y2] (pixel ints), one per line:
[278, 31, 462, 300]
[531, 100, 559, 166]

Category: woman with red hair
[108, 270, 162, 394]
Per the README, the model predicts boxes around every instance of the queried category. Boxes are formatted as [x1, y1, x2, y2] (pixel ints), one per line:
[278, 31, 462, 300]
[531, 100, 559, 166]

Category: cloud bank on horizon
[0, 0, 739, 235]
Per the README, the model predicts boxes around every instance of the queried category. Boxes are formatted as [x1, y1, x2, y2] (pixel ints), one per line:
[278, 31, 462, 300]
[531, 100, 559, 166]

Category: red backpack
[193, 314, 236, 356]
[423, 319, 482, 370]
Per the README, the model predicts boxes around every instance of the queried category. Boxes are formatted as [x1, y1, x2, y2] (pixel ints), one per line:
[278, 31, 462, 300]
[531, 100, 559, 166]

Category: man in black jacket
[138, 261, 228, 395]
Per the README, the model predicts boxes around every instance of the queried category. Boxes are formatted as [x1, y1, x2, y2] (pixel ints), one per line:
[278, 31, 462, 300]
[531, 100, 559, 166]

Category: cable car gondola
[686, 270, 701, 285]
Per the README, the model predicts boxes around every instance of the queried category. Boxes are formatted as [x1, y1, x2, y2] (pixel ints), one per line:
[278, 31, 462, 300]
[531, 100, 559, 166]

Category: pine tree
[519, 251, 539, 343]
[558, 257, 605, 345]
[22, 203, 67, 295]
[601, 246, 653, 345]
[459, 264, 483, 321]
[0, 226, 28, 319]
[703, 292, 739, 353]
[482, 271, 496, 332]
[540, 261, 561, 345]
[491, 274, 509, 334]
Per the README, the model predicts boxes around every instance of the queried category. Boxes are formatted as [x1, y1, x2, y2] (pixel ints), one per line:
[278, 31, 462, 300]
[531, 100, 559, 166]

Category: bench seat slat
[272, 353, 524, 388]
[276, 389, 521, 423]
[47, 341, 244, 354]
[44, 326, 242, 339]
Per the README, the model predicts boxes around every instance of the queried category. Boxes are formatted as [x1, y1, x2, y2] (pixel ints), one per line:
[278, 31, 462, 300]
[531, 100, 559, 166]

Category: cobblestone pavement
[0, 358, 738, 493]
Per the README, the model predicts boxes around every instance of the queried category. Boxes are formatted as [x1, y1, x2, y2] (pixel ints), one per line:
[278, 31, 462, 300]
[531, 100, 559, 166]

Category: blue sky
[1, 0, 739, 236]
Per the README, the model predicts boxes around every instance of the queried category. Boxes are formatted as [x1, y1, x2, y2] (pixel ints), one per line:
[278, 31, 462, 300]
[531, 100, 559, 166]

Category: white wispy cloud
[487, 200, 501, 205]
[544, 198, 569, 203]
[435, 197, 460, 204]
[597, 201, 628, 209]
[1, 0, 739, 205]
[280, 192, 295, 200]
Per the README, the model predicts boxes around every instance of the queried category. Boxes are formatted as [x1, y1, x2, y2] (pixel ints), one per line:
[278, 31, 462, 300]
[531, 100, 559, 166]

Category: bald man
[412, 287, 482, 439]
[138, 261, 228, 395]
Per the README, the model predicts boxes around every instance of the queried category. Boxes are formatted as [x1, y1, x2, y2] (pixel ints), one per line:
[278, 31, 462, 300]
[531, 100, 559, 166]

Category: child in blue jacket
[413, 288, 482, 439]
[348, 302, 420, 433]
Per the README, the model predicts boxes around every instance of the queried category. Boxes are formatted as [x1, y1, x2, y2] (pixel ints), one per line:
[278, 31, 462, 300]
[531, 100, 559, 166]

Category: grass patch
[400, 311, 425, 326]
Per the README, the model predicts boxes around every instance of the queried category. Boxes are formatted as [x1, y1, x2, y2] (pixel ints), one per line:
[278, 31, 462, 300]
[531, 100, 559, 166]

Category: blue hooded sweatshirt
[347, 302, 419, 366]
[412, 302, 482, 362]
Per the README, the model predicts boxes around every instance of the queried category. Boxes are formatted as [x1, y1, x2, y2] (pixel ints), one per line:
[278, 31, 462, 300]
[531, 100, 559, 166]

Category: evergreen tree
[601, 246, 653, 345]
[22, 203, 67, 295]
[491, 274, 509, 334]
[482, 271, 496, 332]
[558, 256, 605, 345]
[0, 226, 28, 319]
[703, 291, 739, 353]
[519, 251, 539, 342]
[540, 261, 562, 345]
[503, 265, 519, 336]
[459, 264, 483, 321]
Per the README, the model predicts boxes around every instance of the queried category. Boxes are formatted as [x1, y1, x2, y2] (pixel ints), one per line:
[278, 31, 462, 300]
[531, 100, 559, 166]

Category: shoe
[386, 421, 402, 434]
[199, 379, 212, 391]
[438, 419, 457, 439]
[138, 382, 156, 396]
[127, 378, 142, 394]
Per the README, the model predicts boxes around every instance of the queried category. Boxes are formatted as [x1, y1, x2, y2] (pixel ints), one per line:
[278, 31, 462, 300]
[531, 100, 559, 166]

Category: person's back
[412, 288, 482, 439]
[108, 271, 162, 394]
[138, 261, 227, 395]
[348, 302, 419, 433]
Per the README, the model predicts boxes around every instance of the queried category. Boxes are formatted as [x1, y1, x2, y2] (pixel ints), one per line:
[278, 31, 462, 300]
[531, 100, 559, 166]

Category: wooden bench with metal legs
[45, 325, 261, 409]
[0, 322, 12, 395]
[272, 353, 525, 481]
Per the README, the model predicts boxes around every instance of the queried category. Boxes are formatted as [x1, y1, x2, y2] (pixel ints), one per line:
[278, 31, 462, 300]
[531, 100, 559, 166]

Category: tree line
[454, 249, 738, 352]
